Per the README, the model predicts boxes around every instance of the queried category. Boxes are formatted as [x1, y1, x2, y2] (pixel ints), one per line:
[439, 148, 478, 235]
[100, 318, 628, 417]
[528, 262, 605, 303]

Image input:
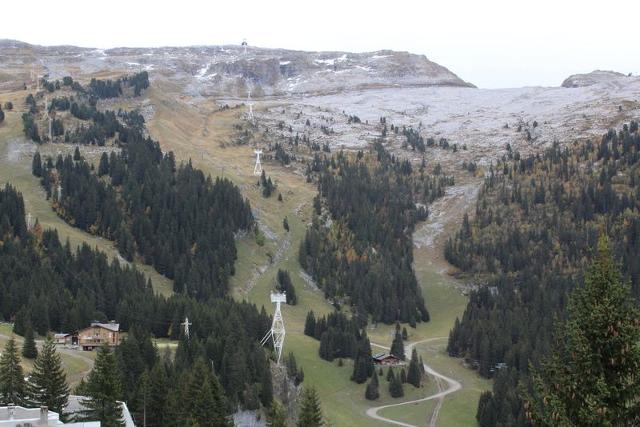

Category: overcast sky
[3, 0, 639, 88]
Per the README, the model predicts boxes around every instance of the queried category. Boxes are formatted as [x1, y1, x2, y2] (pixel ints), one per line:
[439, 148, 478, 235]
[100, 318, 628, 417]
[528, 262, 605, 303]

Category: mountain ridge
[0, 39, 474, 96]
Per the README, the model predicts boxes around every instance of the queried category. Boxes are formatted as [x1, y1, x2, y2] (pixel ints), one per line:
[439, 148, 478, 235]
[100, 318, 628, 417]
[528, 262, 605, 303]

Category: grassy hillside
[0, 80, 489, 425]
[144, 83, 490, 425]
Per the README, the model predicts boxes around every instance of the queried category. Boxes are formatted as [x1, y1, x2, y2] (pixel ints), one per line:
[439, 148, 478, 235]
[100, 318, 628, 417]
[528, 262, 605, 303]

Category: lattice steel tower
[260, 292, 287, 364]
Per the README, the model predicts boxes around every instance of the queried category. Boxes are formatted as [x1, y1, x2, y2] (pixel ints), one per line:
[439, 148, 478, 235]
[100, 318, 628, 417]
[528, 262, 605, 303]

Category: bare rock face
[0, 40, 474, 97]
[561, 70, 630, 88]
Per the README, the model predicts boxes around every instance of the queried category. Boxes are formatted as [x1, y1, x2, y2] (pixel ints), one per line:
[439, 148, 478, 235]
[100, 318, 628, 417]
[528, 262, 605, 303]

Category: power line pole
[181, 316, 193, 338]
[253, 149, 263, 176]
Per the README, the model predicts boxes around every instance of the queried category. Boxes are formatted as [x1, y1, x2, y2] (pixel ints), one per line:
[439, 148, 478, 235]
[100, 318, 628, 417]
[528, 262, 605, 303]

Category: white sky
[2, 0, 639, 88]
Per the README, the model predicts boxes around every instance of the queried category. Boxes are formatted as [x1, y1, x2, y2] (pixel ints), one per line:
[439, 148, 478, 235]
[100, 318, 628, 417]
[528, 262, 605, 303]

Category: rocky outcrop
[561, 70, 629, 88]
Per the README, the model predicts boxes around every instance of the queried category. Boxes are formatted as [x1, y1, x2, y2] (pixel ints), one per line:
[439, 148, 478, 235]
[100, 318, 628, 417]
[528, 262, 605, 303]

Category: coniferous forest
[0, 184, 274, 425]
[299, 141, 453, 325]
[33, 107, 253, 299]
[445, 123, 640, 426]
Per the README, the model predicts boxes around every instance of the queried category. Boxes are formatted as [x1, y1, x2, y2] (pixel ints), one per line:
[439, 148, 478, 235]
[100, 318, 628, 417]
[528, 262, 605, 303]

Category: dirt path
[367, 338, 462, 427]
[0, 332, 95, 379]
[364, 180, 481, 426]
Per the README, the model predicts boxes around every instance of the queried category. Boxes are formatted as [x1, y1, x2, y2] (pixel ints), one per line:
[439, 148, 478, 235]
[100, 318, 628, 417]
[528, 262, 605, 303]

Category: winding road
[366, 338, 462, 427]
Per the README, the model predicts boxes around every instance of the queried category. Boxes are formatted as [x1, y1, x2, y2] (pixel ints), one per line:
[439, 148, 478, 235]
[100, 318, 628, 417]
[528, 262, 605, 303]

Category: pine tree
[0, 337, 25, 405]
[276, 269, 297, 305]
[407, 348, 422, 388]
[267, 399, 287, 427]
[32, 151, 43, 177]
[145, 363, 168, 427]
[304, 311, 316, 337]
[297, 386, 323, 427]
[22, 324, 38, 359]
[351, 334, 373, 384]
[390, 330, 405, 360]
[527, 237, 640, 426]
[388, 369, 404, 398]
[80, 346, 123, 427]
[98, 153, 110, 176]
[386, 367, 393, 382]
[283, 217, 289, 232]
[27, 336, 70, 416]
[296, 367, 304, 386]
[259, 360, 274, 407]
[365, 369, 379, 400]
[351, 354, 370, 384]
[400, 368, 407, 384]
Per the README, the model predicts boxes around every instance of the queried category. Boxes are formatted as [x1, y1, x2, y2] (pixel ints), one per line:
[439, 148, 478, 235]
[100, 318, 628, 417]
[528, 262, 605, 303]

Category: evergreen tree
[276, 270, 297, 305]
[0, 337, 25, 405]
[27, 336, 70, 416]
[22, 324, 38, 359]
[304, 311, 316, 337]
[400, 368, 407, 384]
[145, 364, 168, 427]
[267, 400, 287, 427]
[32, 151, 43, 177]
[283, 216, 289, 232]
[81, 346, 123, 427]
[297, 367, 304, 386]
[407, 348, 422, 388]
[364, 369, 380, 400]
[285, 352, 303, 385]
[527, 237, 640, 426]
[388, 369, 404, 398]
[351, 354, 370, 384]
[477, 391, 497, 427]
[259, 359, 274, 407]
[351, 332, 373, 384]
[297, 386, 323, 427]
[98, 152, 110, 176]
[390, 329, 405, 360]
[386, 367, 393, 382]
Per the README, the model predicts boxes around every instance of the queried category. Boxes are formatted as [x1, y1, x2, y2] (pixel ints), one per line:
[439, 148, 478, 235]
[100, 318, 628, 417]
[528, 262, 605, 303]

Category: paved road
[366, 338, 462, 427]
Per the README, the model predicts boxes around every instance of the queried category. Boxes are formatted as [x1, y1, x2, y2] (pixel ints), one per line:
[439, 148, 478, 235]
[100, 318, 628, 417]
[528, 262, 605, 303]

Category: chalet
[77, 322, 121, 351]
[372, 352, 402, 365]
[54, 333, 74, 346]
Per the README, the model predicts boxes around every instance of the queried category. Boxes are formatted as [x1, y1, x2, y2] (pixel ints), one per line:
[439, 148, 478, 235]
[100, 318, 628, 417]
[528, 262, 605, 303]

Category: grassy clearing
[0, 323, 95, 388]
[378, 398, 438, 426]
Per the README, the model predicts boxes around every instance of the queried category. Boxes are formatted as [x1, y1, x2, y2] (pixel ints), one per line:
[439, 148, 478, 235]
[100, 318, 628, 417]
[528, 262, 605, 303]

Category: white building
[0, 405, 99, 426]
[0, 397, 134, 427]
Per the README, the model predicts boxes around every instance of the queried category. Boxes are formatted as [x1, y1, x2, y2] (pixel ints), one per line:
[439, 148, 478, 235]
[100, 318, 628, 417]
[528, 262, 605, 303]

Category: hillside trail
[366, 338, 462, 427]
